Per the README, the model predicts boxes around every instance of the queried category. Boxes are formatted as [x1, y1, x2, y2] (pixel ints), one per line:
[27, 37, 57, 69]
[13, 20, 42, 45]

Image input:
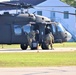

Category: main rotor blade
[0, 2, 33, 9]
[34, 8, 76, 15]
[0, 2, 75, 15]
[51, 10, 76, 15]
[36, 6, 71, 7]
[0, 2, 18, 7]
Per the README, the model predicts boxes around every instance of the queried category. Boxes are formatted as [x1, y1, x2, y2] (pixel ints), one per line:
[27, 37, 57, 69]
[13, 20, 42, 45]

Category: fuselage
[0, 12, 72, 44]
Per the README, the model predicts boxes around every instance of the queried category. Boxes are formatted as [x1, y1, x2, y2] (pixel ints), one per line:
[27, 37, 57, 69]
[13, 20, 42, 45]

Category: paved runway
[0, 67, 76, 75]
[0, 47, 76, 53]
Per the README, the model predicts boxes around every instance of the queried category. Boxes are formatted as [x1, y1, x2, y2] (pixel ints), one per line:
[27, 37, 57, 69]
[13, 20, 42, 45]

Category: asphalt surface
[0, 67, 76, 75]
[0, 48, 76, 75]
[0, 47, 76, 52]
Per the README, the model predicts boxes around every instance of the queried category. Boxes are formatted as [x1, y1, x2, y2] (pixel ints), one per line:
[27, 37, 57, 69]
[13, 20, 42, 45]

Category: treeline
[60, 0, 76, 7]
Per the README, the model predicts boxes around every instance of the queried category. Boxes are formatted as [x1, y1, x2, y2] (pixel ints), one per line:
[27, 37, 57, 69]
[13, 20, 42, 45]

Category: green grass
[53, 42, 76, 48]
[0, 52, 76, 67]
[0, 44, 20, 49]
[0, 42, 76, 67]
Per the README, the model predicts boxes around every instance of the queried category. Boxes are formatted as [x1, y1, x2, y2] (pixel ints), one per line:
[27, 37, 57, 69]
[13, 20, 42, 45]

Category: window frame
[37, 11, 42, 15]
[64, 11, 69, 19]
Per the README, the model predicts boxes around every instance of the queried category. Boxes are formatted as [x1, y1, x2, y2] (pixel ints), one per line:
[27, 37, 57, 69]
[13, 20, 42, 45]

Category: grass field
[0, 44, 20, 49]
[0, 52, 76, 67]
[0, 42, 76, 67]
[53, 42, 76, 48]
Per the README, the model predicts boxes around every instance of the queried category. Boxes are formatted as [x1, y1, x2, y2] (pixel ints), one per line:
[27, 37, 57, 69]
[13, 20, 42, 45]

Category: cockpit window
[23, 24, 31, 34]
[57, 23, 65, 32]
[52, 24, 56, 34]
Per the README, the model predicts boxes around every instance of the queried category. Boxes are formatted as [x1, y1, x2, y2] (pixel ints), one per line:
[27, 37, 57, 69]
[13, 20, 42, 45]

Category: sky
[0, 0, 10, 2]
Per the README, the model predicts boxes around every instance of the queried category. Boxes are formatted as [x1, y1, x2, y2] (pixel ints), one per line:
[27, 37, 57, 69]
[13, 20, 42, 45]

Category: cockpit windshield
[57, 22, 65, 32]
[52, 22, 66, 34]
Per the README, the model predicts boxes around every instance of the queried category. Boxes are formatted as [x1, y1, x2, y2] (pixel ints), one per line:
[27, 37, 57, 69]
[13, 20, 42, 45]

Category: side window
[64, 11, 69, 19]
[37, 11, 42, 15]
[14, 25, 22, 35]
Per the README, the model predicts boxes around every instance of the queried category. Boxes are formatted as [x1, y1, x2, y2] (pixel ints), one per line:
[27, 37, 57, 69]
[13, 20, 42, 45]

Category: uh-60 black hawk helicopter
[0, 2, 74, 50]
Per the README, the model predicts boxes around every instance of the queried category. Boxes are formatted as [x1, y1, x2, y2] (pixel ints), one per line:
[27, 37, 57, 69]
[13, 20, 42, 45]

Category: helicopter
[0, 2, 73, 50]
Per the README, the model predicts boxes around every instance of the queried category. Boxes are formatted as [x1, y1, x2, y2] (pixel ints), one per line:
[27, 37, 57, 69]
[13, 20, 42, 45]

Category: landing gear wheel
[31, 41, 38, 50]
[31, 46, 38, 50]
[41, 42, 49, 50]
[20, 44, 28, 50]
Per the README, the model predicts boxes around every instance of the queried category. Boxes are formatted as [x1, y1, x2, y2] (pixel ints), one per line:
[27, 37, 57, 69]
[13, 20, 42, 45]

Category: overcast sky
[0, 0, 10, 2]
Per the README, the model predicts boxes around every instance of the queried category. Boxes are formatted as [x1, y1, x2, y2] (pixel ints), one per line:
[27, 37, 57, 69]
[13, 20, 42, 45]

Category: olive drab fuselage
[0, 12, 72, 50]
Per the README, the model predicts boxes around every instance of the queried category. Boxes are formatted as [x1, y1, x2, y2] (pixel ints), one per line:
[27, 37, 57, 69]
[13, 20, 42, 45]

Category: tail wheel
[20, 44, 28, 50]
[41, 42, 49, 50]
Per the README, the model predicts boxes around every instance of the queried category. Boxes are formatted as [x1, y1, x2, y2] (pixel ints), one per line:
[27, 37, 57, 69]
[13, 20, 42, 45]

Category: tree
[60, 0, 76, 7]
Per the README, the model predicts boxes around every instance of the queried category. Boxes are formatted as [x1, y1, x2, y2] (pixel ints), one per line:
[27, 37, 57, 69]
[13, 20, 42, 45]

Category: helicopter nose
[43, 16, 51, 22]
[65, 31, 72, 41]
